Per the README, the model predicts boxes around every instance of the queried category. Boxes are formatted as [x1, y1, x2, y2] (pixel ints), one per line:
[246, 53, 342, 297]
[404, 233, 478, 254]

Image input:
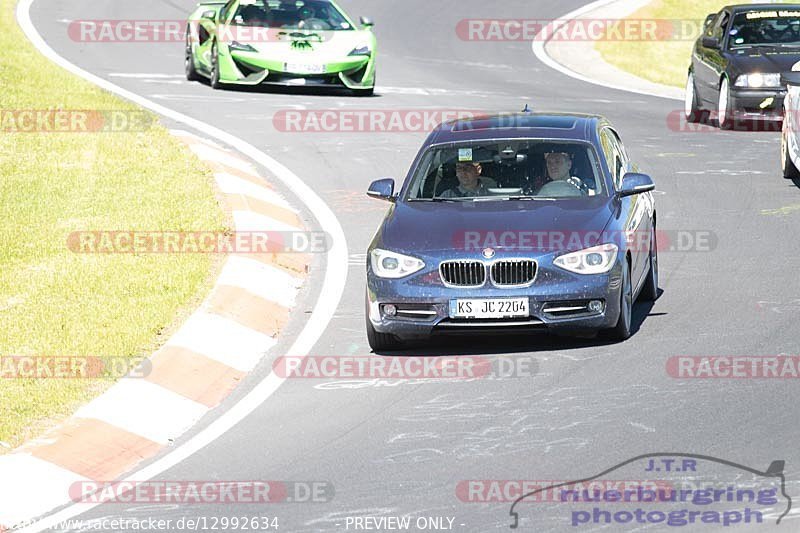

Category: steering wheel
[566, 176, 590, 194]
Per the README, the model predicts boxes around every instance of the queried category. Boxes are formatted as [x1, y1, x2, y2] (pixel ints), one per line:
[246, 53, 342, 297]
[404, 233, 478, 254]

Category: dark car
[364, 113, 658, 351]
[685, 4, 800, 129]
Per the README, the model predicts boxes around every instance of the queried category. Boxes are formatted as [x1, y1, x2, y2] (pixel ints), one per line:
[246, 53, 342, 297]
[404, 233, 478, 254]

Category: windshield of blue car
[728, 11, 800, 48]
[404, 141, 607, 201]
[230, 0, 354, 31]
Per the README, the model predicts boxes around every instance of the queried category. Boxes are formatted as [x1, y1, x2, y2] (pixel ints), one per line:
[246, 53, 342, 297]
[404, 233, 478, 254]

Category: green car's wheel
[185, 30, 200, 82]
[210, 42, 223, 90]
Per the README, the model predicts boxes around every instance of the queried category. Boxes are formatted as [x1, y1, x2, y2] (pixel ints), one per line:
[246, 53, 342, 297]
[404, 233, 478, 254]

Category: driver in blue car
[440, 161, 497, 198]
[536, 150, 593, 195]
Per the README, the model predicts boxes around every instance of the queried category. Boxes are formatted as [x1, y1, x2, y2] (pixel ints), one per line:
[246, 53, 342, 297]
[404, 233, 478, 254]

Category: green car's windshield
[404, 140, 607, 202]
[728, 10, 800, 48]
[231, 0, 354, 31]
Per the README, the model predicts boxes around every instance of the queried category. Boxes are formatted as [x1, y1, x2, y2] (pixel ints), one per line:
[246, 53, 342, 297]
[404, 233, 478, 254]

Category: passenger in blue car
[439, 161, 497, 198]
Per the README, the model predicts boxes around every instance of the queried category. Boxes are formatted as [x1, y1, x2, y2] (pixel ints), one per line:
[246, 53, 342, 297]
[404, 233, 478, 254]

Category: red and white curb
[0, 131, 309, 529]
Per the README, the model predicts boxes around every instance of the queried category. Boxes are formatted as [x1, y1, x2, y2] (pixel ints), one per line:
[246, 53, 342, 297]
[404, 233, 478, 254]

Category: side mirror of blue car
[367, 178, 395, 201]
[619, 173, 655, 197]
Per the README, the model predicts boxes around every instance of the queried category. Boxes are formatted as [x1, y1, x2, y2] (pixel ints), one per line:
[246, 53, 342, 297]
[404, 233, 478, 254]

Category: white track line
[532, 0, 682, 101]
[16, 0, 348, 530]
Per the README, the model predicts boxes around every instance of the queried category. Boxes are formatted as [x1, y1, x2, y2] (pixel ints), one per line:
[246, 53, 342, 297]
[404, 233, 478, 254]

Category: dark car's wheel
[603, 260, 632, 341]
[640, 227, 659, 302]
[781, 124, 800, 179]
[185, 30, 200, 82]
[210, 42, 223, 90]
[684, 71, 703, 123]
[366, 316, 403, 351]
[717, 77, 733, 130]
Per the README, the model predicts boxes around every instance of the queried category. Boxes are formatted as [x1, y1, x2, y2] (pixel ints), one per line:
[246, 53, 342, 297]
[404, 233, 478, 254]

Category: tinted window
[728, 10, 800, 48]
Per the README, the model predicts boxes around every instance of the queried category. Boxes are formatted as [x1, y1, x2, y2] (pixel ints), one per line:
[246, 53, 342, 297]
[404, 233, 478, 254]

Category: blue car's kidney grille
[440, 261, 486, 287]
[491, 260, 536, 286]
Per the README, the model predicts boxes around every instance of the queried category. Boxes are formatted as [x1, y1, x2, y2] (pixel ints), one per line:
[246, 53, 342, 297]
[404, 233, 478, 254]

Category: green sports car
[185, 0, 376, 95]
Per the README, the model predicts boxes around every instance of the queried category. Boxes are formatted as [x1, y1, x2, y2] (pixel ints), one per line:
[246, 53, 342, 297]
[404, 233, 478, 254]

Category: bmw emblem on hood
[482, 248, 495, 259]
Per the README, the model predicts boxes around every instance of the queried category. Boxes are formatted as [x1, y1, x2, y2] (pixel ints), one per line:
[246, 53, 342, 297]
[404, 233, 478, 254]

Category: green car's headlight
[370, 249, 424, 279]
[348, 43, 371, 56]
[554, 244, 618, 275]
[229, 40, 257, 53]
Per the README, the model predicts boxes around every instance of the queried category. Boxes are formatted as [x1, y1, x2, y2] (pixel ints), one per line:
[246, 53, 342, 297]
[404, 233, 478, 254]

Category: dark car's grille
[440, 261, 485, 287]
[490, 260, 537, 286]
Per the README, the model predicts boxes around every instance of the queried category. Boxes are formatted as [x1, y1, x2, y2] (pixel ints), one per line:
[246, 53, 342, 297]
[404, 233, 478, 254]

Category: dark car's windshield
[231, 0, 354, 30]
[728, 10, 800, 48]
[404, 140, 606, 201]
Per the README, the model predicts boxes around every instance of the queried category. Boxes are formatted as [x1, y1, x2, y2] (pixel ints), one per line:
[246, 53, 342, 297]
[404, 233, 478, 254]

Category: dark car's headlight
[229, 40, 257, 52]
[734, 73, 780, 88]
[554, 244, 618, 275]
[370, 249, 424, 278]
[348, 43, 372, 56]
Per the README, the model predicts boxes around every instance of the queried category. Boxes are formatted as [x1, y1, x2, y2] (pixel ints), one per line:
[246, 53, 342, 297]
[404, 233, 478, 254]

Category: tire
[366, 315, 403, 351]
[210, 42, 223, 90]
[603, 260, 633, 342]
[717, 77, 733, 130]
[640, 226, 659, 302]
[781, 122, 800, 179]
[684, 71, 702, 123]
[185, 30, 200, 82]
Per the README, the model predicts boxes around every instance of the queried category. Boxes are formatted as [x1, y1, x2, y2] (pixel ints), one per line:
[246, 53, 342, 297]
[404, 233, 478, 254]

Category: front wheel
[640, 227, 659, 302]
[185, 30, 200, 81]
[684, 71, 702, 123]
[781, 124, 800, 179]
[602, 261, 633, 341]
[210, 42, 223, 90]
[717, 77, 733, 130]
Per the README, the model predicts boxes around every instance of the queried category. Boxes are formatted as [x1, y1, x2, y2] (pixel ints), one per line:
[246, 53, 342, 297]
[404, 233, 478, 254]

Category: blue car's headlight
[229, 40, 257, 52]
[370, 249, 425, 279]
[554, 244, 618, 275]
[348, 43, 371, 56]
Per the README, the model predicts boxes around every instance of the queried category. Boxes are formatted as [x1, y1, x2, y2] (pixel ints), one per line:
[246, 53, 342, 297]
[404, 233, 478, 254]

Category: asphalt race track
[27, 0, 800, 531]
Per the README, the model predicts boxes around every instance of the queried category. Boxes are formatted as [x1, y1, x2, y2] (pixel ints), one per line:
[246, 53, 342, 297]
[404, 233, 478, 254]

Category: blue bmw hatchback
[365, 113, 658, 350]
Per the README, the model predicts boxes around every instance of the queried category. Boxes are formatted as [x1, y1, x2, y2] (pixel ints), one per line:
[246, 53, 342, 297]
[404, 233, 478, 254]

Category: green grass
[595, 0, 742, 87]
[0, 0, 227, 449]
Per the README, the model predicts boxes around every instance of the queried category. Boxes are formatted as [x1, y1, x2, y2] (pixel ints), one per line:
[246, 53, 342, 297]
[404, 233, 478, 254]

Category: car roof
[723, 4, 800, 14]
[425, 112, 608, 146]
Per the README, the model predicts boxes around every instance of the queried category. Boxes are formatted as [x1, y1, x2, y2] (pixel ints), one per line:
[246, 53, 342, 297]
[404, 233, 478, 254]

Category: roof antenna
[521, 103, 532, 113]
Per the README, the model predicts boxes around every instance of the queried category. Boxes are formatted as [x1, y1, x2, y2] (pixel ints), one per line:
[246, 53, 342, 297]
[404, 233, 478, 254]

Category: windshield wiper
[408, 197, 465, 202]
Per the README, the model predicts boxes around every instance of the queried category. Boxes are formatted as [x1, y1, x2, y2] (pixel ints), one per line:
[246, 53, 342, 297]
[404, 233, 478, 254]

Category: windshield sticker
[458, 148, 473, 162]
